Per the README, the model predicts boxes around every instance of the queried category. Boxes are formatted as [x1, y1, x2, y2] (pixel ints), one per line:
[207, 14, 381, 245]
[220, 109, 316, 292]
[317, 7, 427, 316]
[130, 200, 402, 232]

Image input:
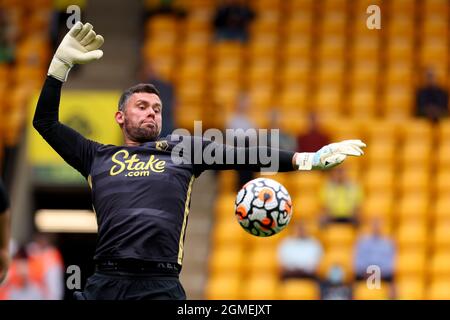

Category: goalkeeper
[33, 22, 366, 300]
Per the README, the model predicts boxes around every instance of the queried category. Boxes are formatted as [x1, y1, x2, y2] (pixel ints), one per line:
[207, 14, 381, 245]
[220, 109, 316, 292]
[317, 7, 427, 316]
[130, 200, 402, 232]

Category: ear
[115, 111, 124, 126]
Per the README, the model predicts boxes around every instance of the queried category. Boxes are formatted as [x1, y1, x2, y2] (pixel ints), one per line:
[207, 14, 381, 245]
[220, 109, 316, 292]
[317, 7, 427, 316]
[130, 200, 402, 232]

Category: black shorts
[73, 272, 186, 300]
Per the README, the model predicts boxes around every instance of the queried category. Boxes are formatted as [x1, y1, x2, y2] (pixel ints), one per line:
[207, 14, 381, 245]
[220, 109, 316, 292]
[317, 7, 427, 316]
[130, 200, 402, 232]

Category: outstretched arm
[187, 137, 366, 175]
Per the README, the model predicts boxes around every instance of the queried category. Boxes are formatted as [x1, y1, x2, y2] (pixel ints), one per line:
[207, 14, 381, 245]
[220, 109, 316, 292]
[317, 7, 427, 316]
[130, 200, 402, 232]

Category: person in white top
[277, 221, 324, 280]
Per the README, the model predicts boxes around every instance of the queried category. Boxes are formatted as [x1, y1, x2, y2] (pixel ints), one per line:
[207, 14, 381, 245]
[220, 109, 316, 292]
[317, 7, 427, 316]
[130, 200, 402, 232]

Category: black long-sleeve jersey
[33, 76, 296, 268]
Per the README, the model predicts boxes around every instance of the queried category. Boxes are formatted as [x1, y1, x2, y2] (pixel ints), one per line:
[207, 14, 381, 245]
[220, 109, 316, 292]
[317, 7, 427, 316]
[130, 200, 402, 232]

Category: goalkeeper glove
[295, 139, 366, 170]
[48, 21, 104, 82]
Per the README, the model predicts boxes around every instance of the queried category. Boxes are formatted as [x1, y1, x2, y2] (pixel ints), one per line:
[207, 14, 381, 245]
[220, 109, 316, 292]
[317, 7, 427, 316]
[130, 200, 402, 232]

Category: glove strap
[294, 153, 315, 171]
[48, 57, 73, 82]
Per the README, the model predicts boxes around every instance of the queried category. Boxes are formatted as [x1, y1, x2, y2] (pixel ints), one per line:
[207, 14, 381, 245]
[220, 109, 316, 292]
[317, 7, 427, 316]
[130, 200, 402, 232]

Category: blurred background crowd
[0, 0, 449, 299]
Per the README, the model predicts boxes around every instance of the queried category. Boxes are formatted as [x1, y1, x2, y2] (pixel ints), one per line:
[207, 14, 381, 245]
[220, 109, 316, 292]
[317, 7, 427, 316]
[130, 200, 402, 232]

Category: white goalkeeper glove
[295, 139, 366, 170]
[48, 21, 104, 82]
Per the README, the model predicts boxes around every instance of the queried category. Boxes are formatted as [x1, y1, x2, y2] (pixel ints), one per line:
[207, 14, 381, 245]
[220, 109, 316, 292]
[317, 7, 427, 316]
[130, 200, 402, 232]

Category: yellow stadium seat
[313, 84, 343, 117]
[277, 84, 309, 112]
[420, 38, 448, 73]
[435, 170, 450, 195]
[279, 279, 320, 300]
[438, 118, 450, 142]
[349, 61, 379, 87]
[437, 143, 450, 168]
[395, 223, 428, 250]
[364, 168, 394, 193]
[385, 60, 414, 86]
[145, 16, 178, 35]
[365, 142, 395, 166]
[318, 247, 354, 281]
[361, 193, 393, 223]
[348, 86, 377, 118]
[422, 15, 448, 38]
[423, 0, 449, 15]
[180, 37, 209, 58]
[386, 36, 414, 62]
[401, 119, 433, 142]
[247, 84, 274, 110]
[401, 142, 432, 167]
[280, 58, 310, 85]
[365, 119, 399, 142]
[247, 60, 276, 85]
[382, 85, 413, 119]
[286, 0, 314, 11]
[432, 223, 450, 250]
[395, 249, 426, 278]
[433, 196, 450, 223]
[388, 0, 416, 13]
[282, 35, 311, 60]
[205, 274, 242, 300]
[387, 15, 415, 38]
[320, 12, 347, 35]
[351, 37, 380, 62]
[427, 280, 450, 300]
[316, 60, 344, 85]
[215, 193, 236, 218]
[288, 172, 324, 195]
[174, 104, 203, 132]
[248, 35, 278, 59]
[212, 218, 247, 248]
[322, 224, 356, 248]
[395, 278, 425, 300]
[208, 245, 244, 275]
[430, 251, 450, 278]
[317, 35, 346, 60]
[211, 61, 242, 85]
[276, 111, 308, 136]
[244, 246, 280, 275]
[213, 42, 244, 60]
[284, 12, 313, 35]
[353, 281, 391, 300]
[398, 170, 430, 194]
[291, 193, 321, 222]
[396, 194, 430, 225]
[249, 18, 279, 37]
[241, 275, 279, 300]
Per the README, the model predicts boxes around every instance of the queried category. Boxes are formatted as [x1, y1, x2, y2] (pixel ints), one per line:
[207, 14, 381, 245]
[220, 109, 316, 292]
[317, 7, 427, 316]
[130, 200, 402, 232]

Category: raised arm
[33, 21, 105, 178]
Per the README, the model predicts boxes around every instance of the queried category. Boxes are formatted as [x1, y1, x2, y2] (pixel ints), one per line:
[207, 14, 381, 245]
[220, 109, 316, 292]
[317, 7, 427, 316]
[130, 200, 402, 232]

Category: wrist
[293, 152, 315, 170]
[48, 56, 73, 82]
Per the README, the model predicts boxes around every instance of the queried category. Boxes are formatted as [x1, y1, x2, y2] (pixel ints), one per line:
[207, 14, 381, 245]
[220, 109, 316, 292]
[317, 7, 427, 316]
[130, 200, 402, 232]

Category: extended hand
[295, 140, 367, 170]
[48, 21, 104, 82]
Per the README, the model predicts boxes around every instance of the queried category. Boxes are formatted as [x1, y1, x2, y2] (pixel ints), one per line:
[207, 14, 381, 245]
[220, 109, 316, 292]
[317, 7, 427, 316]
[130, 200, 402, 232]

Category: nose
[146, 108, 156, 119]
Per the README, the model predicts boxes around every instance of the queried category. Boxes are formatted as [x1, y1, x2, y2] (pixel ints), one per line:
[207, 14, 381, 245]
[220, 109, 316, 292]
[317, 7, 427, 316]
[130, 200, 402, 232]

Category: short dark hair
[118, 83, 160, 111]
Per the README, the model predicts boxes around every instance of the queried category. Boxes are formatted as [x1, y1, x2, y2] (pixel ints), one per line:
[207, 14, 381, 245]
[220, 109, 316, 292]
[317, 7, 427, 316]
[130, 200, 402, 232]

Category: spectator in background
[297, 112, 331, 153]
[144, 0, 187, 19]
[0, 246, 45, 300]
[213, 0, 255, 43]
[415, 68, 449, 123]
[141, 63, 176, 137]
[354, 218, 395, 282]
[319, 166, 362, 227]
[277, 221, 323, 280]
[268, 110, 297, 151]
[26, 233, 64, 300]
[227, 93, 256, 190]
[0, 9, 16, 64]
[320, 264, 352, 300]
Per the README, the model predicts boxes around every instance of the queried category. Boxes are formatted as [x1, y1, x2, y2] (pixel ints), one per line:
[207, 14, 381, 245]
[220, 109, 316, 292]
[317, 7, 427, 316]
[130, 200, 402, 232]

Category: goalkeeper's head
[116, 84, 162, 144]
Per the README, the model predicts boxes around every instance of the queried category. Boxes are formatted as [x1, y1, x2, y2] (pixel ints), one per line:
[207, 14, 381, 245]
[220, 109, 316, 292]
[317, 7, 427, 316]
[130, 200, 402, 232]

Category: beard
[124, 117, 161, 143]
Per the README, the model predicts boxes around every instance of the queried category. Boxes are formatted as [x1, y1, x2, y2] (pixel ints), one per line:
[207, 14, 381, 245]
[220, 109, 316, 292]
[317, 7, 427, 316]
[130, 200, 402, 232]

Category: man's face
[117, 92, 162, 143]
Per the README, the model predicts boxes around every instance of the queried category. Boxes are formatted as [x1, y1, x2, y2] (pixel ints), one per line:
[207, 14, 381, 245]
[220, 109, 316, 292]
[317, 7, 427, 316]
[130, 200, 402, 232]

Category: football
[234, 177, 293, 237]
